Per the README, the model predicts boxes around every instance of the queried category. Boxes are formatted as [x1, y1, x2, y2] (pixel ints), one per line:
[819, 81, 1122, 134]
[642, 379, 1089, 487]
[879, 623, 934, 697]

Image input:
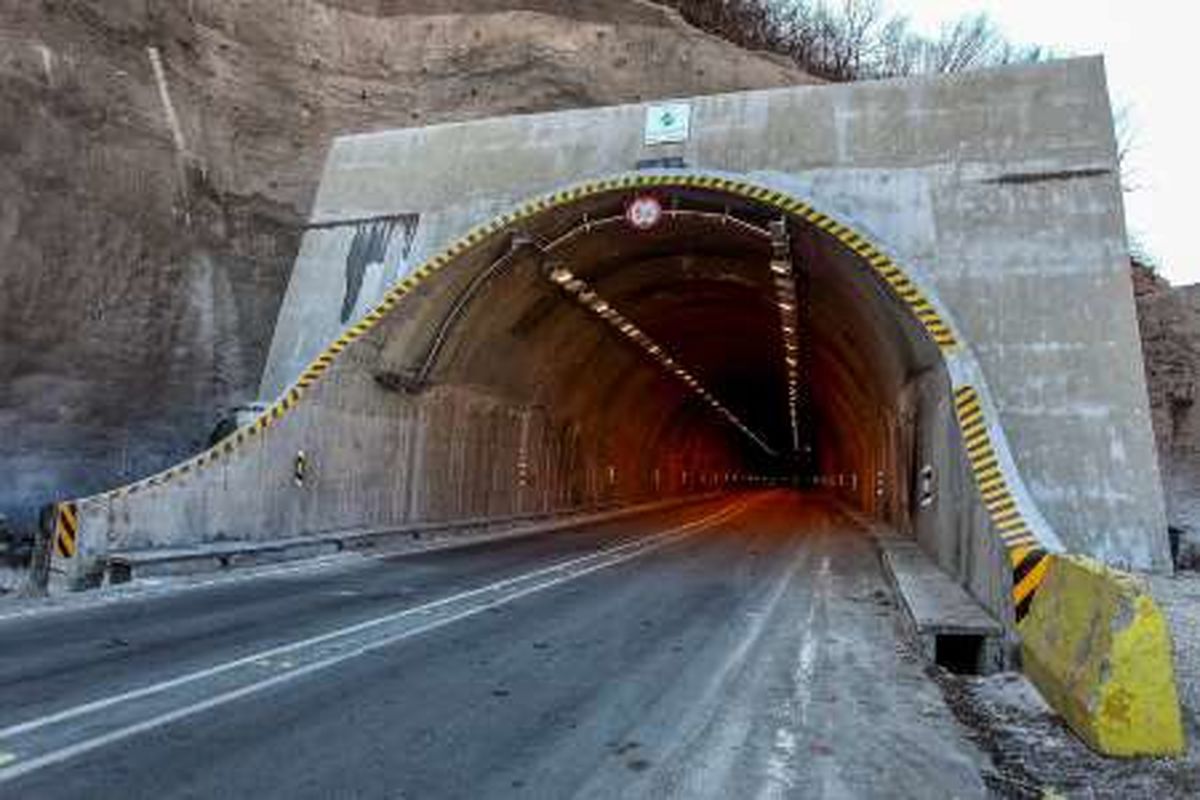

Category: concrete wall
[261, 57, 1167, 570]
[81, 379, 735, 555]
[66, 225, 750, 576]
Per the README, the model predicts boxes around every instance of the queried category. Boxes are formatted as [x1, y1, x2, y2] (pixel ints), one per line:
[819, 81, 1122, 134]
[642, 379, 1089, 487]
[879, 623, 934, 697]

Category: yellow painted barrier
[1020, 554, 1185, 756]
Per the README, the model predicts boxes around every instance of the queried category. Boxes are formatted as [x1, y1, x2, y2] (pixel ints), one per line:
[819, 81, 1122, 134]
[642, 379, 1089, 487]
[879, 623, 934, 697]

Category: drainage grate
[935, 633, 986, 675]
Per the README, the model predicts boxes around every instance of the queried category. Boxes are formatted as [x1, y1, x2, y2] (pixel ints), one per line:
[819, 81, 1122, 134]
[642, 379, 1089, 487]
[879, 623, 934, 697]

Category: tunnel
[378, 184, 954, 536]
[60, 176, 1025, 626]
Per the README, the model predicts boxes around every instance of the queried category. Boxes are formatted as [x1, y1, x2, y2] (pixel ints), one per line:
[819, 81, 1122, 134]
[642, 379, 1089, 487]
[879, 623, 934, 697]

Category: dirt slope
[1132, 263, 1200, 548]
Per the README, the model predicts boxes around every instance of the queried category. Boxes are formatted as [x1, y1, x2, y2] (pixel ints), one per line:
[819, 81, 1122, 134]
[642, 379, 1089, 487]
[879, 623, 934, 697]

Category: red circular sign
[625, 194, 663, 231]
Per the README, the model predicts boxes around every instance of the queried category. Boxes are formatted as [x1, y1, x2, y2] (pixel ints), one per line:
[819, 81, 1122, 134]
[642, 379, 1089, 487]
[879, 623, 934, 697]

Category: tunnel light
[541, 264, 776, 456]
[770, 218, 806, 456]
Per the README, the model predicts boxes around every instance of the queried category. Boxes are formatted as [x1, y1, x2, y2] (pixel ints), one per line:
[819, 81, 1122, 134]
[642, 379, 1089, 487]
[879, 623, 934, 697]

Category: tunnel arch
[58, 171, 1061, 620]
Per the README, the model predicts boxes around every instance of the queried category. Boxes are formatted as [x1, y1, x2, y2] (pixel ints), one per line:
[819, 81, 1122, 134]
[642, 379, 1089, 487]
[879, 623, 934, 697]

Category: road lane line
[0, 498, 756, 784]
[0, 498, 728, 625]
[0, 500, 744, 740]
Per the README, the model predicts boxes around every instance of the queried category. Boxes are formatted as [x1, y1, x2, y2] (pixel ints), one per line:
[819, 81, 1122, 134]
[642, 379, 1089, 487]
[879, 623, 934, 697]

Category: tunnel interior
[373, 185, 955, 537]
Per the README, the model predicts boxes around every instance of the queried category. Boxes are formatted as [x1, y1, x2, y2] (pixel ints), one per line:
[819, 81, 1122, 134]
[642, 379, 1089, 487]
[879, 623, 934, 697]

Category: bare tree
[659, 0, 1044, 81]
[1113, 102, 1140, 194]
[660, 1, 1138, 256]
[875, 15, 922, 78]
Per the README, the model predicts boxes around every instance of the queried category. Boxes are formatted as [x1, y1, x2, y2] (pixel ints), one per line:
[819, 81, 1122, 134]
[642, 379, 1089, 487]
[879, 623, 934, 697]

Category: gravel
[1149, 572, 1200, 729]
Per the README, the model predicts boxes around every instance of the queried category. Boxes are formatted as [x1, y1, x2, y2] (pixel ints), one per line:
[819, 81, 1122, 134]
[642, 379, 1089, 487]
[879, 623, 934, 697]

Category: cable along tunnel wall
[51, 173, 1057, 628]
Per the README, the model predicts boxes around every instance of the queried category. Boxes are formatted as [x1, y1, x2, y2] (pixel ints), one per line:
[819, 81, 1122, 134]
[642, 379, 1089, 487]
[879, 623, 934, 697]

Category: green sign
[644, 102, 691, 145]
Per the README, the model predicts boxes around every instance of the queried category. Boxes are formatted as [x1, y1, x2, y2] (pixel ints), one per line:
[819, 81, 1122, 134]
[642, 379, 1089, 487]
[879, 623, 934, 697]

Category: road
[0, 491, 988, 798]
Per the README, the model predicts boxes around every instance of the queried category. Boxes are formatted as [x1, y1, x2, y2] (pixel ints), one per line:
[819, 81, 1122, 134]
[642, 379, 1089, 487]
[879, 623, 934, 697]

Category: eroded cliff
[1132, 262, 1200, 556]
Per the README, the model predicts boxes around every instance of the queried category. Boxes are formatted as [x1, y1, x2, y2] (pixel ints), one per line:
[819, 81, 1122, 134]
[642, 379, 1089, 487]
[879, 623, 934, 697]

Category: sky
[892, 1, 1199, 284]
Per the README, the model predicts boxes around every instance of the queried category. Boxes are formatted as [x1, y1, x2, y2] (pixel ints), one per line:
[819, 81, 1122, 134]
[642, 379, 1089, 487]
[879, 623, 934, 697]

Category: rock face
[1132, 262, 1200, 562]
[0, 0, 812, 525]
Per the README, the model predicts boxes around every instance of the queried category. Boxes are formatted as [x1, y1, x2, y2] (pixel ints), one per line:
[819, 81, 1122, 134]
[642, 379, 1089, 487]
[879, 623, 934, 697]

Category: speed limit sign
[625, 194, 663, 231]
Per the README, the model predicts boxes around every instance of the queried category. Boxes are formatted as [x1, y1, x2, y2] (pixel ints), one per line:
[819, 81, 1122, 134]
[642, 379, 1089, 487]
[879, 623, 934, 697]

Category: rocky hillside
[1132, 263, 1200, 549]
[0, 0, 813, 526]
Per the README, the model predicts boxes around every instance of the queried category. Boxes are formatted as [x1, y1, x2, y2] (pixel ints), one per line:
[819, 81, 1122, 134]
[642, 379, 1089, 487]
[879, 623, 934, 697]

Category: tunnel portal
[51, 62, 1169, 636]
[54, 173, 1029, 628]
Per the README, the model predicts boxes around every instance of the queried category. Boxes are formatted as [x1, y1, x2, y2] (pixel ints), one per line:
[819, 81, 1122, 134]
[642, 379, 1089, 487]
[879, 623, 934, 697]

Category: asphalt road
[0, 491, 988, 798]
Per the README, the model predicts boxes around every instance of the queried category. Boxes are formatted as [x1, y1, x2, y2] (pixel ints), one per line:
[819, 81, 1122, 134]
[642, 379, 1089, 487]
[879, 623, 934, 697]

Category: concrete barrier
[1019, 554, 1185, 756]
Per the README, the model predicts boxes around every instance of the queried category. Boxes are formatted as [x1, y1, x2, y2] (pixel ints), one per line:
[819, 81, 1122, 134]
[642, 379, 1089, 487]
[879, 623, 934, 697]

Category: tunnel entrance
[62, 173, 1043, 626]
[393, 182, 953, 537]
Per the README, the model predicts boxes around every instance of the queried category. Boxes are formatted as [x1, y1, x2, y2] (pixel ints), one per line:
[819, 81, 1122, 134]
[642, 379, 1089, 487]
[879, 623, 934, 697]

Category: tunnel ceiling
[379, 185, 943, 477]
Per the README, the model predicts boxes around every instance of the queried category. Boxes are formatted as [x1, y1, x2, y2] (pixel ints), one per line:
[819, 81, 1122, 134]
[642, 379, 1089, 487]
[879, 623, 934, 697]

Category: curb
[101, 493, 729, 586]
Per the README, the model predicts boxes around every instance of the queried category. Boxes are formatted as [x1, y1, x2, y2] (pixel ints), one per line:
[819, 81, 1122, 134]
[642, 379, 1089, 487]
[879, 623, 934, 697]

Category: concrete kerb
[1020, 553, 1186, 757]
[854, 511, 1011, 673]
[855, 510, 1185, 757]
[98, 492, 728, 586]
[877, 535, 1007, 674]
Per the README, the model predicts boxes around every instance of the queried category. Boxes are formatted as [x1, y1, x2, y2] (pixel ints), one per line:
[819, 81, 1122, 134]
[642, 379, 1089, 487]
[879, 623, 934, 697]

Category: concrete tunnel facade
[51, 58, 1168, 637]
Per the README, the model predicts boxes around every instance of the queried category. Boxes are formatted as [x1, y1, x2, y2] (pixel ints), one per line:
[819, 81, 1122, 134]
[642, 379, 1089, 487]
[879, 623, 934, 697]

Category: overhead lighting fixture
[770, 219, 804, 455]
[540, 265, 776, 456]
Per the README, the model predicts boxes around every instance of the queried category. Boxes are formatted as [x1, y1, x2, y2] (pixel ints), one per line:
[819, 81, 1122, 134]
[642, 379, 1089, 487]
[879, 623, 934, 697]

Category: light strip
[543, 265, 777, 457]
[769, 220, 802, 454]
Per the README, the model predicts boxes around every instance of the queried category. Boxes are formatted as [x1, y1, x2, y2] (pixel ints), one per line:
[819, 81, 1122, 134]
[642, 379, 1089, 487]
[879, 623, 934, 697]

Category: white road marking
[0, 500, 752, 784]
[633, 513, 809, 799]
[0, 499, 723, 624]
[759, 547, 826, 800]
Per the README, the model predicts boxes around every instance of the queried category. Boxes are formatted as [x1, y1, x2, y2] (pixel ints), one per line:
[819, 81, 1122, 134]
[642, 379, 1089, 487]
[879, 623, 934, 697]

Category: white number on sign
[626, 195, 663, 230]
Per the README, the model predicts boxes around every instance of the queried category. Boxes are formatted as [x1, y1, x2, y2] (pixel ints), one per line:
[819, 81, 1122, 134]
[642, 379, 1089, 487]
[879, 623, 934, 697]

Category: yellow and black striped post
[53, 501, 79, 559]
[952, 386, 1050, 621]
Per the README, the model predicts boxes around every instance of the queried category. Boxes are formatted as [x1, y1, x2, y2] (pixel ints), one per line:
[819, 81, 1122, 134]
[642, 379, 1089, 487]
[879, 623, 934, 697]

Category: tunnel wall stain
[336, 216, 419, 324]
[53, 171, 1054, 619]
[342, 220, 397, 324]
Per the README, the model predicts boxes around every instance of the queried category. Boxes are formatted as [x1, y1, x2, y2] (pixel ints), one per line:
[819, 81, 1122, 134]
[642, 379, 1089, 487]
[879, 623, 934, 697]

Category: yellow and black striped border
[63, 172, 1047, 615]
[954, 386, 1050, 620]
[53, 501, 79, 559]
